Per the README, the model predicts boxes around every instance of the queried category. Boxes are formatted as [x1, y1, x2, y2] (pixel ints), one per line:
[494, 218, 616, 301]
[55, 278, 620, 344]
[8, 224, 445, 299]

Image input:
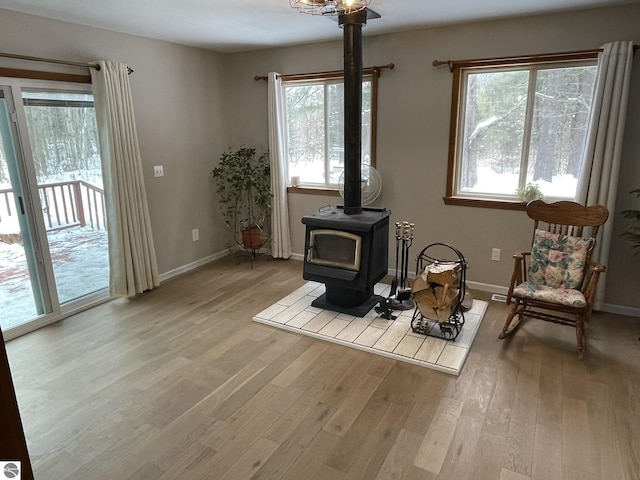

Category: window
[445, 53, 599, 208]
[284, 75, 375, 189]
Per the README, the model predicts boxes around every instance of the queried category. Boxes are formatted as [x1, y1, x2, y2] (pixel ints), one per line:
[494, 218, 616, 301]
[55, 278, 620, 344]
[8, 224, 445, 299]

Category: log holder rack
[410, 243, 468, 341]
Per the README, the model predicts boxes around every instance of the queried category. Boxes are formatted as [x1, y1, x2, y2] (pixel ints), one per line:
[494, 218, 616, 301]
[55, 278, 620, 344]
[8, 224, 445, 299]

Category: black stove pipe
[339, 11, 366, 215]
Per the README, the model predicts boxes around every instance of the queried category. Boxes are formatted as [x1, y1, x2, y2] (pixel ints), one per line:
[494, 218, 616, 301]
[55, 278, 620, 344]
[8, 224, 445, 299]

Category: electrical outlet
[491, 248, 501, 261]
[153, 165, 164, 177]
[192, 228, 199, 242]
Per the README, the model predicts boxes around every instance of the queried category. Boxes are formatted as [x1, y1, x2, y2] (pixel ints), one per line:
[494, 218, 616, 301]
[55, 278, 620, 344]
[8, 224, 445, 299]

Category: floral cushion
[513, 281, 587, 307]
[528, 229, 593, 289]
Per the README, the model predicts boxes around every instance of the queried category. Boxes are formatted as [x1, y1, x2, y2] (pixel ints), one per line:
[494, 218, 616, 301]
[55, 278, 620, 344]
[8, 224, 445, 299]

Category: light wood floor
[6, 255, 640, 480]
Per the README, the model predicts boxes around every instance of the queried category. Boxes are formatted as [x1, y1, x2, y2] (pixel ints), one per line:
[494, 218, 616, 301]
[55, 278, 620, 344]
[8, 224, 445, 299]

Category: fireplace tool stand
[376, 221, 415, 320]
[410, 243, 467, 341]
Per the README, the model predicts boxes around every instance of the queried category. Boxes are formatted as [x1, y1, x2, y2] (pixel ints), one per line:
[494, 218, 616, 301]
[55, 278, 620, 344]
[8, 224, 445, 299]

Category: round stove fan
[338, 164, 382, 206]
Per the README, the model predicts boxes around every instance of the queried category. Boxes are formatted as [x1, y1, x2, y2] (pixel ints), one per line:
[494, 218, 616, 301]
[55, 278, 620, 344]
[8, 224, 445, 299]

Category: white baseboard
[601, 303, 640, 318]
[159, 245, 277, 283]
[461, 282, 640, 316]
[159, 249, 230, 282]
[466, 281, 510, 296]
[233, 252, 640, 317]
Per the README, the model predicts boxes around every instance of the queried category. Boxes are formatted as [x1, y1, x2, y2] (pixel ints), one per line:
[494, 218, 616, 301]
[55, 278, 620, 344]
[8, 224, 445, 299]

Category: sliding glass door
[22, 88, 109, 305]
[0, 80, 109, 338]
[0, 87, 49, 327]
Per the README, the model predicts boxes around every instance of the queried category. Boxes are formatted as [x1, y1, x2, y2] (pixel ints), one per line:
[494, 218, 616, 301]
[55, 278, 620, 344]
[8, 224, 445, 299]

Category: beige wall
[0, 9, 230, 275]
[225, 4, 640, 310]
[1, 4, 639, 310]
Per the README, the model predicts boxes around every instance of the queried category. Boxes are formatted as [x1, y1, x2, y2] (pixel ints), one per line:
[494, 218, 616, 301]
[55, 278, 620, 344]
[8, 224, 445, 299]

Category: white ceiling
[0, 0, 636, 53]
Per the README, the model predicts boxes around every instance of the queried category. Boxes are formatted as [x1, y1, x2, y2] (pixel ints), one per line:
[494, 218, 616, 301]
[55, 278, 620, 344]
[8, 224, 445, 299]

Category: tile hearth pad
[253, 282, 487, 376]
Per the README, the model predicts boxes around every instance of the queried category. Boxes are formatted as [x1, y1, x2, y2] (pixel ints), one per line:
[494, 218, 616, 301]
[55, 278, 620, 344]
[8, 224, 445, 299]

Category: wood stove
[302, 206, 390, 316]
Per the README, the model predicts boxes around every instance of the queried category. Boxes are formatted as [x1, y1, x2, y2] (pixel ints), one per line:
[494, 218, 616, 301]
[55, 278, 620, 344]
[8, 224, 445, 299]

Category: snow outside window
[450, 59, 598, 203]
[283, 77, 373, 188]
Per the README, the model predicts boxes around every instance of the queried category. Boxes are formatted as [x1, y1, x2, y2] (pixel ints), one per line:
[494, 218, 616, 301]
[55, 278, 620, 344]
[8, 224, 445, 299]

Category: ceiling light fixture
[289, 0, 371, 16]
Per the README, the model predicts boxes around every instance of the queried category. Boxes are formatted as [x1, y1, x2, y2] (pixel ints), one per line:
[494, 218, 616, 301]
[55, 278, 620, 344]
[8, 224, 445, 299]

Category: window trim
[283, 69, 380, 194]
[443, 50, 599, 209]
[0, 67, 90, 84]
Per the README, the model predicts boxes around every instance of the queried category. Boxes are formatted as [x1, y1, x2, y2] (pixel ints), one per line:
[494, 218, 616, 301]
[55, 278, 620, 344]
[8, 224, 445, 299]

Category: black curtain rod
[254, 63, 394, 82]
[0, 51, 134, 74]
[433, 45, 639, 72]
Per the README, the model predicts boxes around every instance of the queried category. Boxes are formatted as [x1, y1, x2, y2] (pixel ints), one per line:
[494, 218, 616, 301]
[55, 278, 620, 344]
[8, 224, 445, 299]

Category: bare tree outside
[528, 66, 596, 186]
[458, 63, 597, 199]
[461, 70, 528, 193]
[285, 84, 325, 183]
[20, 93, 101, 185]
[285, 79, 372, 186]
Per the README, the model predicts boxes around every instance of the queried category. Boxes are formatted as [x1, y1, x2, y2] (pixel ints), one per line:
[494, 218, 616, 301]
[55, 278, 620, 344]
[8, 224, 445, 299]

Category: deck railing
[0, 180, 106, 234]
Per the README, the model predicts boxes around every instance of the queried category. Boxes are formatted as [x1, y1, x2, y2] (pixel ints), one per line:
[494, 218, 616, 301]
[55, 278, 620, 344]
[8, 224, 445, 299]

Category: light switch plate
[153, 165, 164, 177]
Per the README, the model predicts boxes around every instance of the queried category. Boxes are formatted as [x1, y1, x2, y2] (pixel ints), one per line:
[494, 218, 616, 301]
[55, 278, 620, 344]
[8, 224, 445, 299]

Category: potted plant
[211, 146, 271, 250]
[620, 188, 640, 255]
[516, 182, 544, 202]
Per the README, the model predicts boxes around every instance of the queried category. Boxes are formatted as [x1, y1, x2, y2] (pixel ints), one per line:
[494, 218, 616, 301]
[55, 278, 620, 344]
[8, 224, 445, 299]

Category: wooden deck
[0, 227, 108, 330]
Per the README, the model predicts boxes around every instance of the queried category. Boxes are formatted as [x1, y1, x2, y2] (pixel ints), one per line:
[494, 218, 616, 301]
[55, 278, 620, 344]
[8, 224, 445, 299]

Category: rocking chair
[498, 200, 609, 358]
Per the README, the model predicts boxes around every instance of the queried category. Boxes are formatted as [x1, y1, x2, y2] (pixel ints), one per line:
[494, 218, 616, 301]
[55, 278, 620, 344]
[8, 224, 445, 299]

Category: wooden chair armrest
[588, 260, 606, 273]
[507, 251, 531, 304]
[582, 260, 606, 318]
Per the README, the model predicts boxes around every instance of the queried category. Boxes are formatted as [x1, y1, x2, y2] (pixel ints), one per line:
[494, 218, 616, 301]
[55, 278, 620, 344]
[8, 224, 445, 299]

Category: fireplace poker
[389, 221, 415, 312]
[395, 222, 414, 308]
[390, 222, 401, 298]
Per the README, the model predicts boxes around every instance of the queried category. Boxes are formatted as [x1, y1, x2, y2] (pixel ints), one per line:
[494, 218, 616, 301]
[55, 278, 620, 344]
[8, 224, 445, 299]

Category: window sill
[287, 186, 341, 197]
[443, 196, 527, 211]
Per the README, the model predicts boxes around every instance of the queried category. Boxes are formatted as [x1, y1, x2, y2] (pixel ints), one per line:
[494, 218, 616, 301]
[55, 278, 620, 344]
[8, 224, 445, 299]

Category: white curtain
[91, 61, 160, 297]
[268, 72, 292, 259]
[577, 41, 635, 309]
